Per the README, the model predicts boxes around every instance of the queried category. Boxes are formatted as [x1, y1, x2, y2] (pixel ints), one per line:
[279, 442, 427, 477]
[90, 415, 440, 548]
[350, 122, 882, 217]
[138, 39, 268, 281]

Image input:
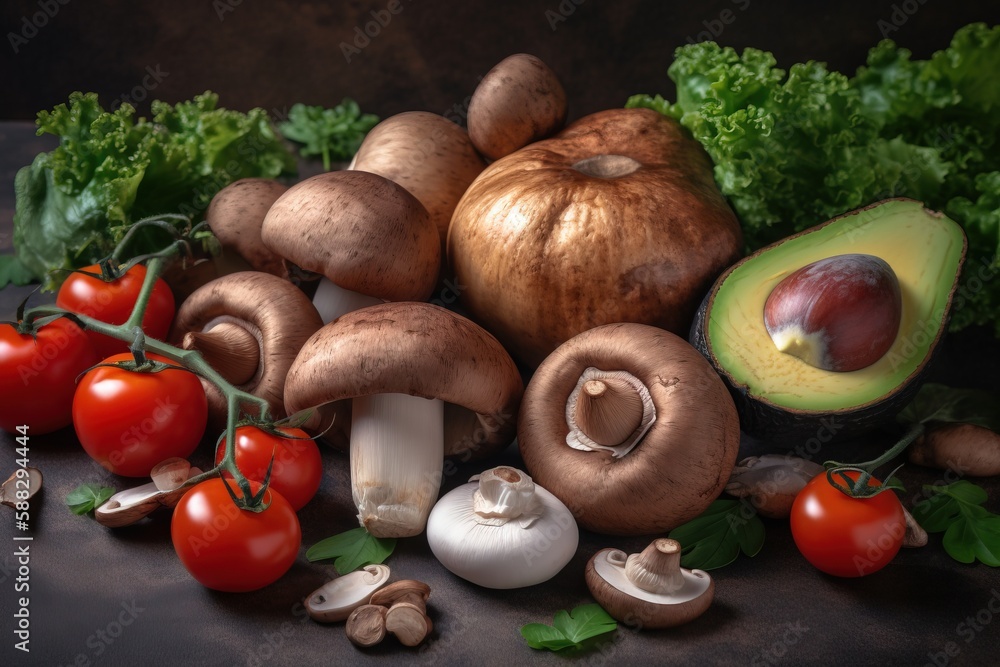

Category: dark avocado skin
[688, 199, 966, 445]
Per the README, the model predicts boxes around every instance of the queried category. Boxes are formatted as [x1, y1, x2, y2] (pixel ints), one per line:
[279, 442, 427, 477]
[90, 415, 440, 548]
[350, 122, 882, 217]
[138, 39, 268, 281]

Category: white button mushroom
[425, 466, 578, 589]
[305, 564, 392, 623]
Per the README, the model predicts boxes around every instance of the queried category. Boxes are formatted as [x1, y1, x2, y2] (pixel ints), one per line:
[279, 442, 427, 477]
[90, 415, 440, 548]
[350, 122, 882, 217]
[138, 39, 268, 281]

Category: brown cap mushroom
[351, 112, 486, 254]
[305, 564, 392, 623]
[206, 178, 291, 279]
[283, 301, 523, 537]
[586, 538, 713, 629]
[94, 465, 203, 527]
[518, 323, 740, 535]
[725, 455, 825, 519]
[369, 580, 432, 647]
[170, 271, 324, 426]
[260, 170, 440, 323]
[467, 53, 567, 160]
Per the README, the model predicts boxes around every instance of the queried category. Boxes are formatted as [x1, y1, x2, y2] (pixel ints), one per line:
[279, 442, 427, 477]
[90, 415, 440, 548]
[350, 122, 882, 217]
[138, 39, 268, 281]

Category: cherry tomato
[790, 470, 905, 577]
[0, 318, 99, 434]
[171, 478, 301, 592]
[72, 352, 207, 477]
[215, 426, 322, 511]
[56, 263, 175, 359]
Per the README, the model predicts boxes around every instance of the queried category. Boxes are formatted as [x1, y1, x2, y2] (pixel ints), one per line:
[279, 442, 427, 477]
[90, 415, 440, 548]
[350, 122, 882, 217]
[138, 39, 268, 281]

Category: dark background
[2, 1, 1000, 666]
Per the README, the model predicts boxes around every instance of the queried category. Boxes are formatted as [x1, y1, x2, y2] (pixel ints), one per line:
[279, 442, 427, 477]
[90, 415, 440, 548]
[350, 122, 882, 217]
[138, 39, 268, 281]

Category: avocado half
[690, 199, 967, 442]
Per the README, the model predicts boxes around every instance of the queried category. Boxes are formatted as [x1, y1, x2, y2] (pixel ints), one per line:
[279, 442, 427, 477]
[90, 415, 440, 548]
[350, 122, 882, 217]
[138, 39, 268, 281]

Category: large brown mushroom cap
[517, 323, 740, 535]
[351, 112, 486, 250]
[170, 271, 324, 425]
[206, 178, 290, 278]
[467, 53, 567, 160]
[284, 301, 523, 460]
[449, 107, 743, 368]
[261, 170, 440, 302]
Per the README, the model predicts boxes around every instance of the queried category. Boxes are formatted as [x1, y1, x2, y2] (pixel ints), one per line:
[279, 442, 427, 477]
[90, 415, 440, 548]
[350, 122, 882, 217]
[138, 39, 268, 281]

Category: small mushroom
[206, 178, 291, 279]
[150, 457, 191, 492]
[346, 604, 387, 648]
[467, 53, 567, 160]
[586, 538, 714, 629]
[725, 455, 825, 519]
[350, 112, 486, 254]
[260, 170, 440, 324]
[305, 564, 391, 622]
[902, 507, 928, 548]
[94, 466, 203, 527]
[518, 323, 740, 535]
[908, 422, 1000, 477]
[170, 271, 324, 426]
[1, 467, 42, 508]
[283, 302, 523, 537]
[369, 580, 433, 647]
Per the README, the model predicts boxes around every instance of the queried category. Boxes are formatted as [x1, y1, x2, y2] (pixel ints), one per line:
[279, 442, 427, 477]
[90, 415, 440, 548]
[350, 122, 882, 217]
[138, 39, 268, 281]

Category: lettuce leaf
[628, 22, 1000, 334]
[6, 91, 295, 289]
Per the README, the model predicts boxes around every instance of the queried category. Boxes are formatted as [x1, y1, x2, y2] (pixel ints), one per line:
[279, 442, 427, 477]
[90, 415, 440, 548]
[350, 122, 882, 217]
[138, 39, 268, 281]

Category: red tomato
[790, 470, 905, 577]
[0, 318, 98, 434]
[171, 478, 301, 592]
[72, 352, 207, 477]
[215, 426, 322, 511]
[56, 263, 175, 359]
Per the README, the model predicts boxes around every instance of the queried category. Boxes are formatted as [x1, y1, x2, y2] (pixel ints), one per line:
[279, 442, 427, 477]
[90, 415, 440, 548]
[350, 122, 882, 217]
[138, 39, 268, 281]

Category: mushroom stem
[574, 377, 645, 447]
[313, 277, 382, 324]
[351, 393, 445, 538]
[624, 538, 686, 595]
[182, 322, 260, 386]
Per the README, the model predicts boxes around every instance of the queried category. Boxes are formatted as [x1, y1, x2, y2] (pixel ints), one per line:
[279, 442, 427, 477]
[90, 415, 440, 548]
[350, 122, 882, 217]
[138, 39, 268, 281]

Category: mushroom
[350, 112, 486, 254]
[1, 467, 42, 508]
[369, 580, 433, 647]
[205, 178, 291, 279]
[94, 466, 203, 527]
[346, 605, 387, 647]
[725, 455, 825, 519]
[467, 53, 567, 160]
[902, 507, 929, 548]
[260, 170, 439, 324]
[283, 301, 523, 538]
[305, 564, 391, 622]
[586, 538, 714, 629]
[170, 271, 324, 425]
[908, 422, 1000, 477]
[518, 323, 741, 535]
[150, 457, 191, 492]
[426, 466, 578, 589]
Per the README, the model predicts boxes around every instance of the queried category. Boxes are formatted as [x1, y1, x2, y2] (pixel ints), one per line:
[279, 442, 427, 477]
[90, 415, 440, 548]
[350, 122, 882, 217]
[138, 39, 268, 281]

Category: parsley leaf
[913, 481, 1000, 566]
[306, 527, 395, 575]
[278, 99, 379, 171]
[520, 604, 617, 651]
[668, 499, 765, 570]
[66, 483, 114, 515]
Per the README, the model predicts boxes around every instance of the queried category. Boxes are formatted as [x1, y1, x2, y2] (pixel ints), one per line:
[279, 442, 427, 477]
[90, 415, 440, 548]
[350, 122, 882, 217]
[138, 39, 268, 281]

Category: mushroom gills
[352, 393, 445, 538]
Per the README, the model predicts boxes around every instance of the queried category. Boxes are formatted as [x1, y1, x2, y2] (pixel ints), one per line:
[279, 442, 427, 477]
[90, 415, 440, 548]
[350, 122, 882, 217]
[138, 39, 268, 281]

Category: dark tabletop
[3, 2, 1000, 666]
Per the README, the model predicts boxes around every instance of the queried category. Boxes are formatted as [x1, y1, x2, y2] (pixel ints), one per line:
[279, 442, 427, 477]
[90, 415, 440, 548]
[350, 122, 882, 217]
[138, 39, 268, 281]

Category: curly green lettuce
[628, 22, 1000, 334]
[2, 91, 296, 289]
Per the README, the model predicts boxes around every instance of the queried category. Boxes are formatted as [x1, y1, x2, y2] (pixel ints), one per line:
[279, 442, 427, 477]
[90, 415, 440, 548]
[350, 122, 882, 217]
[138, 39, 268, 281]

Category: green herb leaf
[278, 99, 379, 171]
[520, 604, 617, 652]
[306, 527, 395, 575]
[913, 481, 1000, 566]
[0, 254, 37, 286]
[66, 483, 114, 515]
[898, 384, 1000, 431]
[668, 499, 765, 570]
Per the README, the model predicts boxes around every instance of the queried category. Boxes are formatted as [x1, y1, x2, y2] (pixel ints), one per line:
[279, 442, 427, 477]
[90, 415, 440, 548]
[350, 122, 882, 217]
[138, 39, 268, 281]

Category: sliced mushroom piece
[170, 271, 324, 427]
[725, 455, 825, 519]
[370, 580, 433, 647]
[150, 457, 191, 492]
[586, 538, 713, 629]
[305, 564, 392, 622]
[1, 467, 42, 508]
[351, 111, 486, 254]
[284, 302, 523, 538]
[94, 466, 203, 528]
[518, 323, 740, 535]
[206, 178, 291, 279]
[346, 604, 387, 647]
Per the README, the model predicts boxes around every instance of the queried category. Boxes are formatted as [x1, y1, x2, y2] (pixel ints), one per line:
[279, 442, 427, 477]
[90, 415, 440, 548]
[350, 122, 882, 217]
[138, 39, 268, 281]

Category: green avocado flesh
[705, 199, 966, 413]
